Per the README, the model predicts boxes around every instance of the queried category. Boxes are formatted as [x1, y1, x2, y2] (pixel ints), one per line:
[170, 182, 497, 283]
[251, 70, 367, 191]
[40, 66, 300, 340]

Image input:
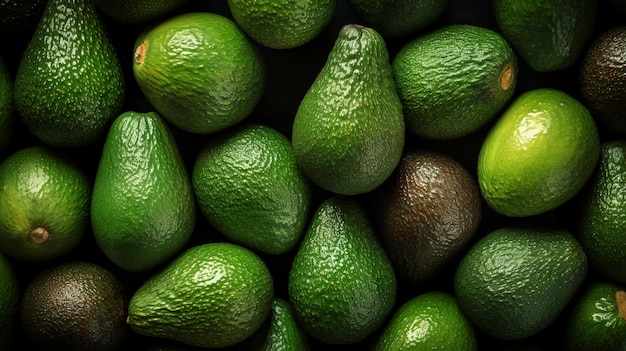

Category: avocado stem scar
[617, 290, 626, 321]
[500, 63, 515, 91]
[28, 226, 49, 244]
[135, 41, 147, 65]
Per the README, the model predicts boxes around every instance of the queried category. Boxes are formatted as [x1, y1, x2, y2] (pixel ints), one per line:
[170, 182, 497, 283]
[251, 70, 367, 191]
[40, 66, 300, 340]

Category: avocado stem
[617, 290, 626, 321]
[28, 226, 49, 244]
[135, 42, 147, 65]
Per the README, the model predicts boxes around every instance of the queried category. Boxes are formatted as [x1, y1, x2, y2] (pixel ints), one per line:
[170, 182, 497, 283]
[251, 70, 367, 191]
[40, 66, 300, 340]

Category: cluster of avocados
[0, 0, 626, 350]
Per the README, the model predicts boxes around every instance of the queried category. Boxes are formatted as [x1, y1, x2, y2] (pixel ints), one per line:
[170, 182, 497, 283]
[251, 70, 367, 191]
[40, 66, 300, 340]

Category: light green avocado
[291, 24, 405, 195]
[13, 0, 125, 148]
[91, 111, 196, 272]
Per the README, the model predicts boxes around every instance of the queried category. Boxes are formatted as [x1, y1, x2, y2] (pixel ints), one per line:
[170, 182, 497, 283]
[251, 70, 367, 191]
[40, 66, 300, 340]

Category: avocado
[372, 291, 477, 350]
[94, 0, 189, 24]
[288, 195, 397, 345]
[227, 0, 337, 49]
[564, 280, 626, 351]
[128, 242, 274, 349]
[13, 0, 125, 148]
[374, 150, 482, 290]
[0, 54, 14, 153]
[454, 227, 588, 340]
[91, 111, 196, 272]
[391, 23, 517, 140]
[291, 24, 405, 195]
[246, 298, 310, 351]
[579, 26, 626, 135]
[0, 251, 18, 350]
[492, 0, 597, 72]
[578, 140, 626, 284]
[132, 12, 266, 134]
[19, 261, 128, 351]
[192, 124, 311, 255]
[0, 146, 91, 262]
[347, 0, 450, 38]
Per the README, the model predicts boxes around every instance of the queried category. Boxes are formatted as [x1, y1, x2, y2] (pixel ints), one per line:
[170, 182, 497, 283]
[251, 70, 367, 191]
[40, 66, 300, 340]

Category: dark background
[1, 0, 625, 350]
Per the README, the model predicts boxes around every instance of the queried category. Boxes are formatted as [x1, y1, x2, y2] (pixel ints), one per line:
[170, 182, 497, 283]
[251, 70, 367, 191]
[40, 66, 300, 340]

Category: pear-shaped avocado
[291, 24, 405, 196]
[91, 111, 196, 272]
[13, 0, 125, 148]
[288, 195, 397, 344]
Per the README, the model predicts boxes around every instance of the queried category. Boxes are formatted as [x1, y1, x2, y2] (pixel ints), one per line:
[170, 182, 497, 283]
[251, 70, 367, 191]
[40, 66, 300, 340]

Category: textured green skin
[0, 251, 18, 351]
[392, 24, 517, 140]
[94, 0, 189, 24]
[348, 0, 449, 38]
[128, 242, 274, 349]
[19, 261, 128, 351]
[288, 196, 397, 345]
[578, 141, 626, 284]
[246, 298, 310, 351]
[564, 281, 626, 351]
[478, 88, 600, 217]
[91, 111, 196, 272]
[133, 12, 266, 134]
[454, 227, 588, 340]
[375, 150, 482, 289]
[192, 124, 311, 255]
[13, 0, 125, 148]
[292, 25, 405, 195]
[0, 146, 90, 262]
[0, 55, 13, 153]
[227, 0, 336, 49]
[372, 291, 477, 351]
[580, 27, 626, 134]
[493, 0, 597, 72]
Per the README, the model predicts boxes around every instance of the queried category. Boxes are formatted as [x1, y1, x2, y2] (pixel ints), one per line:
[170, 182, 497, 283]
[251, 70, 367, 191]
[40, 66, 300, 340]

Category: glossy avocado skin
[90, 111, 196, 273]
[288, 196, 397, 345]
[291, 24, 405, 196]
[13, 0, 125, 148]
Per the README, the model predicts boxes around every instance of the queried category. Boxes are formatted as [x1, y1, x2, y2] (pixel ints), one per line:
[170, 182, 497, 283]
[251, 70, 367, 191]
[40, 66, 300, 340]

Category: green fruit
[91, 111, 196, 272]
[288, 195, 397, 344]
[0, 251, 18, 350]
[454, 227, 588, 340]
[0, 146, 90, 262]
[192, 124, 311, 255]
[477, 88, 600, 217]
[372, 291, 477, 351]
[564, 281, 626, 351]
[0, 0, 45, 33]
[133, 12, 266, 134]
[0, 55, 14, 153]
[579, 26, 626, 135]
[578, 140, 626, 284]
[347, 0, 450, 38]
[94, 0, 189, 24]
[19, 261, 128, 351]
[128, 242, 274, 349]
[227, 0, 336, 49]
[492, 0, 597, 72]
[292, 24, 405, 195]
[246, 298, 310, 351]
[392, 23, 517, 140]
[374, 150, 482, 289]
[13, 0, 125, 147]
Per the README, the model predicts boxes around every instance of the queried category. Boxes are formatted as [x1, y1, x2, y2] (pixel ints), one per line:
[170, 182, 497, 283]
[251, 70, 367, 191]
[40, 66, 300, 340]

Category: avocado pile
[1, 0, 626, 350]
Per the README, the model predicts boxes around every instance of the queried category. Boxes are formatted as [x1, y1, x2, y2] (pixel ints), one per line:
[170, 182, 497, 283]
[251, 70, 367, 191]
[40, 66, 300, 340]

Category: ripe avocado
[579, 26, 626, 135]
[19, 261, 128, 351]
[374, 150, 482, 290]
